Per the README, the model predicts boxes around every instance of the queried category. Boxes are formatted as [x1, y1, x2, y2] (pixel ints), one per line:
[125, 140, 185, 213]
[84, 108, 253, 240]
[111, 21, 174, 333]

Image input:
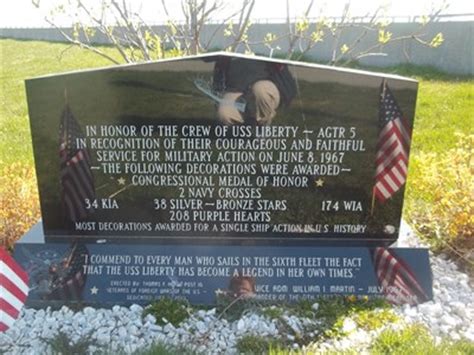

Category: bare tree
[34, 0, 256, 63]
[272, 0, 447, 64]
[161, 0, 255, 55]
[161, 0, 221, 55]
[35, 0, 166, 63]
[33, 0, 447, 67]
[223, 0, 255, 52]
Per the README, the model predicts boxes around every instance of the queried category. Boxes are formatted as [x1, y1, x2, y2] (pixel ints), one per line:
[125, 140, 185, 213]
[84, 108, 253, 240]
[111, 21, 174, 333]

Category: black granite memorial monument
[15, 53, 432, 306]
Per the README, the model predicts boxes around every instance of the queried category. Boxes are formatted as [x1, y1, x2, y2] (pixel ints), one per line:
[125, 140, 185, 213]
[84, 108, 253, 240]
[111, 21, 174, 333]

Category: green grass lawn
[411, 76, 473, 155]
[0, 39, 121, 167]
[0, 38, 472, 235]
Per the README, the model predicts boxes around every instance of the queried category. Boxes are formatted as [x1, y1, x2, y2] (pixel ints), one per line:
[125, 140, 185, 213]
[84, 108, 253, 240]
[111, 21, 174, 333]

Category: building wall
[1, 21, 472, 75]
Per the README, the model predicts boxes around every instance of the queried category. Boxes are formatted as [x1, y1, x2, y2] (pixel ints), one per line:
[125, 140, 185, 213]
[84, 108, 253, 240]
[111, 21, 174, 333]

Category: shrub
[406, 133, 473, 270]
[0, 163, 40, 251]
[144, 297, 191, 326]
[44, 330, 98, 354]
[371, 323, 474, 354]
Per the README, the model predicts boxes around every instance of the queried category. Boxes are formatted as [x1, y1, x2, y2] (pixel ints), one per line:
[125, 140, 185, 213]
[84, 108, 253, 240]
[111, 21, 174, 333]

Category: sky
[0, 0, 471, 28]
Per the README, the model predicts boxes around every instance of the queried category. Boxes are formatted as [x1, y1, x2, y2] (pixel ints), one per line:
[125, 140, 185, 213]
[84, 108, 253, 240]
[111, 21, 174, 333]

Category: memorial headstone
[15, 52, 432, 306]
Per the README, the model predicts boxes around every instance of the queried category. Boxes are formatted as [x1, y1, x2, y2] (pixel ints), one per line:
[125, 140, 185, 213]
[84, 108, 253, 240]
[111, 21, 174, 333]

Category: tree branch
[44, 17, 120, 64]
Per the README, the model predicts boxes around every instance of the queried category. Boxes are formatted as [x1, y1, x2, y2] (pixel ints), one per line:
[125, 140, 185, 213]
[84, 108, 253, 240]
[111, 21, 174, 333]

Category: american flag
[47, 243, 88, 301]
[59, 104, 95, 222]
[374, 81, 411, 203]
[0, 247, 29, 332]
[373, 247, 429, 305]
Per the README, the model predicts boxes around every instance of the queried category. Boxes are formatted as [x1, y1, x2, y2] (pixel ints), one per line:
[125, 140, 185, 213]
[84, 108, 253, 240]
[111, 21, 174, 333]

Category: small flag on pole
[59, 103, 95, 222]
[47, 242, 88, 301]
[373, 247, 429, 305]
[0, 247, 29, 332]
[374, 80, 411, 203]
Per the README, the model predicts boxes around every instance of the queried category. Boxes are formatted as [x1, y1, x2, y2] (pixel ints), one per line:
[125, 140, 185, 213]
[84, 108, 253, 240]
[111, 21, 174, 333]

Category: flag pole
[65, 242, 77, 267]
[372, 78, 386, 217]
[371, 186, 376, 216]
[381, 78, 387, 99]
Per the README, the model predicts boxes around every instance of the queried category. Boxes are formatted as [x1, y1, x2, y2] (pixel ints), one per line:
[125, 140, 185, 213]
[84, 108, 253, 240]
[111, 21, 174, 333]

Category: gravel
[1, 222, 472, 354]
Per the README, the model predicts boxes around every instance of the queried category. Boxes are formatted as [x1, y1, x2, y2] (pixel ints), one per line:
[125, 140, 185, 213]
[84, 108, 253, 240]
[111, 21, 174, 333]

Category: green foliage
[371, 324, 431, 354]
[384, 64, 473, 273]
[0, 163, 40, 251]
[45, 330, 98, 354]
[315, 297, 390, 326]
[277, 349, 359, 355]
[312, 297, 393, 338]
[144, 298, 191, 326]
[144, 31, 164, 60]
[328, 308, 399, 339]
[378, 29, 392, 44]
[236, 334, 286, 355]
[406, 133, 473, 271]
[295, 18, 310, 33]
[439, 340, 474, 355]
[371, 323, 474, 355]
[352, 308, 399, 331]
[252, 297, 394, 350]
[340, 44, 349, 54]
[136, 342, 196, 355]
[260, 305, 285, 320]
[429, 33, 444, 48]
[291, 299, 318, 319]
[372, 63, 474, 272]
[264, 323, 473, 355]
[215, 293, 265, 322]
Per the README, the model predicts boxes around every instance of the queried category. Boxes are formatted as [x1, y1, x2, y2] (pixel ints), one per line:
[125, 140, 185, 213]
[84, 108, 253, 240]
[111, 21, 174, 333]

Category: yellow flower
[378, 29, 392, 44]
[430, 33, 444, 48]
[347, 295, 357, 303]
